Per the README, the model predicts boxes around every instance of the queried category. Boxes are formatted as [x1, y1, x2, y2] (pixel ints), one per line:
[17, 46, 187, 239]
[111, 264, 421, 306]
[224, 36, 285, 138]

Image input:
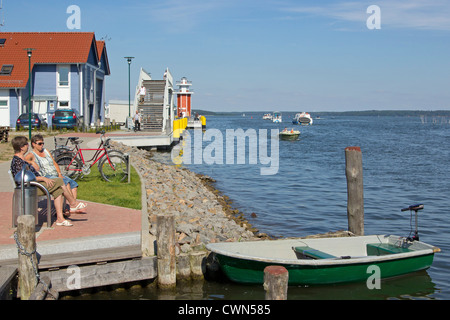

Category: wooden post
[263, 266, 288, 300]
[190, 251, 206, 281]
[345, 146, 364, 236]
[28, 275, 58, 300]
[156, 214, 176, 289]
[176, 253, 191, 281]
[16, 215, 38, 300]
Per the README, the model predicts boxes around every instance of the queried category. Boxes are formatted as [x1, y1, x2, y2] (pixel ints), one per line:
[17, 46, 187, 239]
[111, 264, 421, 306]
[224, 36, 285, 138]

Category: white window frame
[57, 65, 70, 87]
[58, 101, 70, 109]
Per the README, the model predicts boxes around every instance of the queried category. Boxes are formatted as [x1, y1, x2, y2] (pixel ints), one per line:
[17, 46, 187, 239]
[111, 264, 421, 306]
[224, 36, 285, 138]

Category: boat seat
[293, 246, 336, 259]
[366, 243, 412, 256]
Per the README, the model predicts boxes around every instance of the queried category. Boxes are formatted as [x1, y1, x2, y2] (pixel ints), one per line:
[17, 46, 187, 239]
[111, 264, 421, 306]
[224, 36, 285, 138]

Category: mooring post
[345, 146, 364, 236]
[16, 215, 38, 300]
[156, 213, 176, 289]
[176, 253, 191, 281]
[190, 251, 206, 281]
[263, 265, 288, 300]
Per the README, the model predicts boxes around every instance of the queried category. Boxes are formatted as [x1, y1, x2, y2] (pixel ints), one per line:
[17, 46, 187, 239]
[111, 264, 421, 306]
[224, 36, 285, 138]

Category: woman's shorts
[46, 175, 78, 189]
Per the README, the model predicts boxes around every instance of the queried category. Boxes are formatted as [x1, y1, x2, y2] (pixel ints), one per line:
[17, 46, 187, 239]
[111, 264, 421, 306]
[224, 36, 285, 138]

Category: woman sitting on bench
[10, 136, 87, 227]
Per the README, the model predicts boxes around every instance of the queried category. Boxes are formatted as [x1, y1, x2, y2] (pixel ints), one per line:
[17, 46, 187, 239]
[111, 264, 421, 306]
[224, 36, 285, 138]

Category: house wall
[33, 65, 56, 96]
[1, 38, 109, 128]
[9, 89, 19, 127]
[0, 89, 10, 126]
[70, 65, 80, 114]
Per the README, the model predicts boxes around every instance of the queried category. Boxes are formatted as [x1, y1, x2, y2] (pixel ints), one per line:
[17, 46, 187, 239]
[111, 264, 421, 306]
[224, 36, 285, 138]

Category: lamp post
[124, 57, 134, 122]
[25, 48, 35, 140]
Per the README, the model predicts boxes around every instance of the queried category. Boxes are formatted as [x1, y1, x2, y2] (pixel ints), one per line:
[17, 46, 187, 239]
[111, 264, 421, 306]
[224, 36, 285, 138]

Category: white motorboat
[293, 112, 313, 125]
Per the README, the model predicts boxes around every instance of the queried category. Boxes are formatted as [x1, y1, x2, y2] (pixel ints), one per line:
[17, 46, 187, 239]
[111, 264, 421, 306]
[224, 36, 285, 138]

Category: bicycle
[54, 131, 129, 183]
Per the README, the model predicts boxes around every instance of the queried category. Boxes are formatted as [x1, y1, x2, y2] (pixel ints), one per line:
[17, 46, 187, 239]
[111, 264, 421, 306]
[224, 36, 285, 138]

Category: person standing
[138, 85, 146, 104]
[134, 110, 141, 131]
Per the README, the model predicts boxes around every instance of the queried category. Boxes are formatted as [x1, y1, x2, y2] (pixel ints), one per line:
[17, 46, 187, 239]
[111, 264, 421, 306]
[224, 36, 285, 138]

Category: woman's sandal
[70, 202, 88, 212]
[56, 220, 73, 227]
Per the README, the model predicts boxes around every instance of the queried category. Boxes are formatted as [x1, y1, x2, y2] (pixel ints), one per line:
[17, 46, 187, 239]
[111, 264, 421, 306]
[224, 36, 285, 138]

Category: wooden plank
[292, 246, 336, 259]
[36, 245, 142, 270]
[0, 245, 142, 270]
[0, 266, 17, 298]
[40, 256, 157, 292]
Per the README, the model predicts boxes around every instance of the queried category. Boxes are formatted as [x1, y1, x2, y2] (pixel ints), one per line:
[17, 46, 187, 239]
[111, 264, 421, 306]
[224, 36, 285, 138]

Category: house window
[0, 100, 8, 107]
[0, 65, 13, 75]
[59, 101, 69, 108]
[58, 65, 70, 86]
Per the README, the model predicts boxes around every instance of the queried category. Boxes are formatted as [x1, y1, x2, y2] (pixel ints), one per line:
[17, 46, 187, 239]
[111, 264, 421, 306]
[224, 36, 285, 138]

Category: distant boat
[206, 235, 440, 285]
[293, 112, 313, 125]
[272, 111, 282, 123]
[279, 129, 300, 140]
[262, 113, 272, 120]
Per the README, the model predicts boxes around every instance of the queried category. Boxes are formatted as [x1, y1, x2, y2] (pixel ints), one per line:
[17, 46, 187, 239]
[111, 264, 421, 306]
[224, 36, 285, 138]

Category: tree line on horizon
[192, 109, 450, 117]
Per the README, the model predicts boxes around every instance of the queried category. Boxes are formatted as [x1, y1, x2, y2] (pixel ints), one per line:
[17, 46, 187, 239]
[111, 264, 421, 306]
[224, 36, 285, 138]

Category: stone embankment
[112, 142, 265, 254]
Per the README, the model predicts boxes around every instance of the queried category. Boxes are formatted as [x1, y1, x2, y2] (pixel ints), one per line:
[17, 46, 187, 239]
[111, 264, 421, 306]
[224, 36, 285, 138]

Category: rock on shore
[112, 142, 261, 253]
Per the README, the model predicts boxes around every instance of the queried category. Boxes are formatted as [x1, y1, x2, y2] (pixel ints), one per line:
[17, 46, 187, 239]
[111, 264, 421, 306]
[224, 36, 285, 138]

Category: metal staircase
[138, 80, 166, 132]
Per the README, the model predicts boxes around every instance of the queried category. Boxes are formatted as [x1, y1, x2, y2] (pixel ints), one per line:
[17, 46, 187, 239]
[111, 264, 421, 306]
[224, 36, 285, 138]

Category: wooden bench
[366, 243, 412, 256]
[293, 246, 336, 259]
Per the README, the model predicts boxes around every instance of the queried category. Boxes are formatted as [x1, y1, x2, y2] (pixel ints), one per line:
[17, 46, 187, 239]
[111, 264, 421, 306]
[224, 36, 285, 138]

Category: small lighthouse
[176, 77, 193, 118]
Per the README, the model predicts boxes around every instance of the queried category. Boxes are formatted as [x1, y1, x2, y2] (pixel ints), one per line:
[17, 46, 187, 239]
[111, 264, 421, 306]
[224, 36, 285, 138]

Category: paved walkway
[0, 132, 142, 260]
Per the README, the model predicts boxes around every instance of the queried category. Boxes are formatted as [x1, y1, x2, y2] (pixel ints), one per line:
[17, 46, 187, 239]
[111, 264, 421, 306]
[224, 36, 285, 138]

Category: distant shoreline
[193, 109, 450, 117]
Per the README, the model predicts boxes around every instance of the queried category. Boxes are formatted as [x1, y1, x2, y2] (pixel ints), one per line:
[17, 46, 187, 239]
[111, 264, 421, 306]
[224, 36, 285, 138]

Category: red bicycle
[54, 131, 129, 182]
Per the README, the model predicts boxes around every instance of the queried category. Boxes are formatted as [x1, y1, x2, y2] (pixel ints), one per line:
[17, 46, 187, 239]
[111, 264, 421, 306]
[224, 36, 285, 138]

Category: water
[70, 113, 450, 300]
[184, 113, 449, 300]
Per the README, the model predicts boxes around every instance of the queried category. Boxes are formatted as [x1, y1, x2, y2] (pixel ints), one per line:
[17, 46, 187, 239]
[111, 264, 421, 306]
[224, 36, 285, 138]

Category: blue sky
[1, 0, 449, 112]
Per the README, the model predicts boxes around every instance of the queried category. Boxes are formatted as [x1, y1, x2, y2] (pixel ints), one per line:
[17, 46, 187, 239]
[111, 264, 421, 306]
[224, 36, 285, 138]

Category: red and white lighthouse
[176, 77, 193, 118]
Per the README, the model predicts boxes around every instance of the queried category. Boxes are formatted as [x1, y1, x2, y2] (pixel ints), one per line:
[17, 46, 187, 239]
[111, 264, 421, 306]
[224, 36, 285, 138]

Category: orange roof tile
[96, 40, 110, 75]
[0, 32, 99, 88]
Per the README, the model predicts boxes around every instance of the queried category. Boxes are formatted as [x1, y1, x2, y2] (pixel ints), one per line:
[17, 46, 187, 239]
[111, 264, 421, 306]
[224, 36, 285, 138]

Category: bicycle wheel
[55, 153, 82, 180]
[99, 153, 128, 182]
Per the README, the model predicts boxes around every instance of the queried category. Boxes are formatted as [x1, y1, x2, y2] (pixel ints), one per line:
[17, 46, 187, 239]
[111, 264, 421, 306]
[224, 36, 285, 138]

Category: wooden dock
[0, 244, 157, 294]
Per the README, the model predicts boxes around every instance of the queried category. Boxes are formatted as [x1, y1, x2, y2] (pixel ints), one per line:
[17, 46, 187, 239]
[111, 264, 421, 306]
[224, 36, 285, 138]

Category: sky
[1, 0, 449, 112]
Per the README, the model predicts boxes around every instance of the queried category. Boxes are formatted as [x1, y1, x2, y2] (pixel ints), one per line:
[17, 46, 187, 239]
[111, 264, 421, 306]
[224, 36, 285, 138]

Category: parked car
[16, 113, 48, 130]
[52, 108, 82, 129]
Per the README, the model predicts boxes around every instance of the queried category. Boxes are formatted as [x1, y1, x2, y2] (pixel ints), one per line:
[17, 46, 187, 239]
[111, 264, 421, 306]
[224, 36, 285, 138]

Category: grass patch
[76, 165, 142, 210]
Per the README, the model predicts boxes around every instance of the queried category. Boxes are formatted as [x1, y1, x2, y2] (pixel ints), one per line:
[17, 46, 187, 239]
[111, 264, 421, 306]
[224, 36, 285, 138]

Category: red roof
[96, 40, 110, 75]
[0, 32, 101, 88]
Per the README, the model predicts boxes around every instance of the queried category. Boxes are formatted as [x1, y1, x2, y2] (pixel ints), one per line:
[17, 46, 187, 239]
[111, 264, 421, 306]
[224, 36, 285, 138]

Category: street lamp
[24, 48, 35, 140]
[124, 57, 134, 122]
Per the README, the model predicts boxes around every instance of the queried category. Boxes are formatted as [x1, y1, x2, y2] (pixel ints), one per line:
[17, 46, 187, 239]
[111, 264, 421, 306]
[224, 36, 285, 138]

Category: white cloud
[281, 0, 450, 31]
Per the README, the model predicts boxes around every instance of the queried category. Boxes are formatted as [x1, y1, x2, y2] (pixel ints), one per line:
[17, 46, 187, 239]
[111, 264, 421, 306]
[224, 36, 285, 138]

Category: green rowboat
[206, 235, 440, 285]
[278, 130, 300, 141]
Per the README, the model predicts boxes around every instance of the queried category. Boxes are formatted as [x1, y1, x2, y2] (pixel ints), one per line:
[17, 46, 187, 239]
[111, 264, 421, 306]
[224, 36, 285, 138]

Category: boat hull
[207, 235, 438, 285]
[279, 133, 300, 141]
[214, 252, 435, 285]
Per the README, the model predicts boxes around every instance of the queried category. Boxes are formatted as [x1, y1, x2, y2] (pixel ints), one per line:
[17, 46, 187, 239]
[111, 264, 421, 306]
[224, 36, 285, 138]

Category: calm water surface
[75, 114, 449, 300]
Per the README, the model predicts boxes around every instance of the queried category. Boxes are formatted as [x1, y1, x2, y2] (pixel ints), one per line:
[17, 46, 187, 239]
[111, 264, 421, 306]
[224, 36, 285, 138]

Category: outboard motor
[401, 204, 424, 242]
